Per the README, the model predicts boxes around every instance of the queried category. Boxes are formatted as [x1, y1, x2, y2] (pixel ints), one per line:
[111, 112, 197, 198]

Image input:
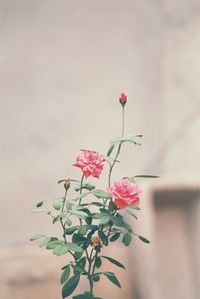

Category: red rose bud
[119, 93, 127, 106]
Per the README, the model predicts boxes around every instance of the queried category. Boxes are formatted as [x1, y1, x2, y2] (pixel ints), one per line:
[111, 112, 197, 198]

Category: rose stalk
[31, 93, 154, 299]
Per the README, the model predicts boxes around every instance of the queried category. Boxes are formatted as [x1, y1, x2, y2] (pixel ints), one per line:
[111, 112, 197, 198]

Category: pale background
[1, 0, 200, 298]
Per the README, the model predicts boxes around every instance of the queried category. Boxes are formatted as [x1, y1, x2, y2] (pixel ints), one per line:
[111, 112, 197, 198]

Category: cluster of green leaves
[30, 121, 157, 298]
[31, 178, 150, 298]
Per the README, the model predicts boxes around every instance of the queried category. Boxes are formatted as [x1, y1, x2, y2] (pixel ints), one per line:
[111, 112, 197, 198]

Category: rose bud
[119, 93, 127, 106]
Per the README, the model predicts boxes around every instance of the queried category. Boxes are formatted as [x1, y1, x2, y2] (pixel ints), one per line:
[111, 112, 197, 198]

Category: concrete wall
[1, 0, 200, 298]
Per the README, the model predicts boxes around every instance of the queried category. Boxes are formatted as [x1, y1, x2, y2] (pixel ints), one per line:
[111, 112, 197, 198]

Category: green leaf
[111, 134, 142, 145]
[39, 237, 51, 248]
[134, 175, 159, 178]
[100, 215, 110, 225]
[53, 244, 69, 256]
[65, 217, 72, 226]
[122, 233, 132, 246]
[101, 256, 125, 269]
[69, 192, 91, 201]
[32, 209, 50, 213]
[125, 209, 138, 220]
[122, 221, 133, 233]
[53, 198, 64, 210]
[46, 240, 64, 249]
[110, 215, 123, 227]
[70, 210, 88, 219]
[50, 210, 61, 219]
[106, 143, 115, 157]
[91, 202, 104, 207]
[95, 257, 102, 268]
[62, 274, 80, 298]
[127, 205, 141, 210]
[92, 190, 112, 200]
[65, 226, 78, 235]
[30, 234, 46, 241]
[72, 233, 86, 245]
[73, 257, 86, 273]
[60, 265, 71, 284]
[73, 292, 94, 299]
[66, 200, 73, 210]
[92, 273, 100, 282]
[138, 235, 150, 244]
[98, 230, 108, 246]
[67, 242, 83, 253]
[36, 200, 45, 208]
[103, 272, 121, 288]
[75, 182, 95, 192]
[110, 232, 120, 242]
[78, 226, 88, 235]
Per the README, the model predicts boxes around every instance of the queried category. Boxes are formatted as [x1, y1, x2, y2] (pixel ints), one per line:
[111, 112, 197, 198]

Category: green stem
[79, 174, 85, 226]
[88, 249, 95, 296]
[60, 190, 68, 243]
[108, 106, 125, 188]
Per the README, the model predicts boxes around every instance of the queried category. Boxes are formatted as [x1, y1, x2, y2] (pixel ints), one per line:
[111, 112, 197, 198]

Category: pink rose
[119, 93, 127, 105]
[73, 150, 104, 178]
[108, 179, 141, 209]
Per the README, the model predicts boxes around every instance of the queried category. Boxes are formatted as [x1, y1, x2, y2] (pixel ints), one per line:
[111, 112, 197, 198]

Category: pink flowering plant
[31, 94, 157, 299]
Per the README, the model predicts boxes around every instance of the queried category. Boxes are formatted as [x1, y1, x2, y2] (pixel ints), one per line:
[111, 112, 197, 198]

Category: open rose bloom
[73, 150, 104, 178]
[108, 178, 142, 208]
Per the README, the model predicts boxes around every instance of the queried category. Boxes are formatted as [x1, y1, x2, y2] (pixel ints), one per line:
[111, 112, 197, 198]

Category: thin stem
[79, 174, 85, 227]
[108, 107, 125, 188]
[79, 174, 85, 205]
[60, 190, 68, 243]
[121, 106, 125, 137]
[88, 249, 95, 296]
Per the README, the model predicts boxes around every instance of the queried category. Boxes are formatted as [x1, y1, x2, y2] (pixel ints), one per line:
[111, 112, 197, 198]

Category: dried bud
[91, 236, 103, 247]
[119, 92, 127, 106]
[64, 180, 71, 191]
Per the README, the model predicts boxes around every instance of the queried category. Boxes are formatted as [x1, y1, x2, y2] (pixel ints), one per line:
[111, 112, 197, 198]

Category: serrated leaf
[101, 256, 125, 269]
[122, 233, 132, 246]
[46, 240, 64, 249]
[60, 265, 71, 284]
[67, 242, 83, 253]
[103, 272, 121, 288]
[62, 274, 80, 298]
[138, 235, 150, 244]
[53, 244, 69, 256]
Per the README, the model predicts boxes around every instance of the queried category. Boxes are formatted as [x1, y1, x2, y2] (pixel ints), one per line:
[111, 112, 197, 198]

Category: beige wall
[1, 0, 200, 298]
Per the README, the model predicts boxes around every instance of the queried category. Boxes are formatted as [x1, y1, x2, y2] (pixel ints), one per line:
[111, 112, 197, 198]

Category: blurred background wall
[1, 0, 200, 298]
